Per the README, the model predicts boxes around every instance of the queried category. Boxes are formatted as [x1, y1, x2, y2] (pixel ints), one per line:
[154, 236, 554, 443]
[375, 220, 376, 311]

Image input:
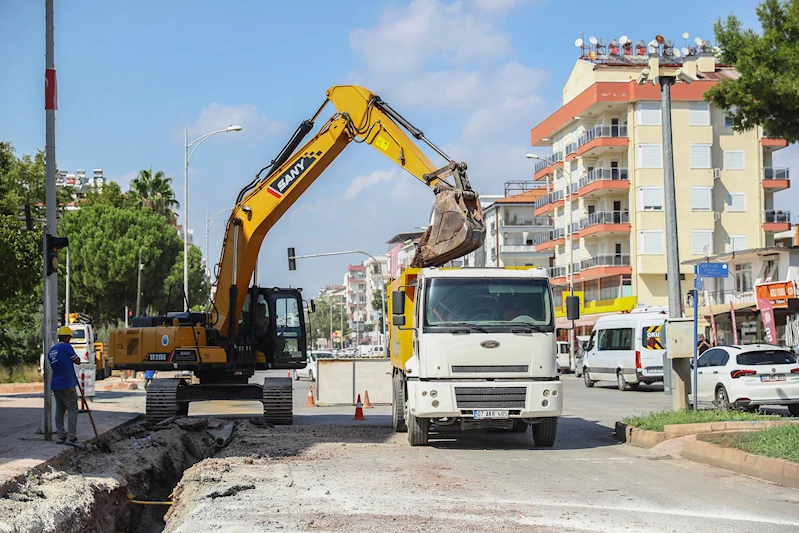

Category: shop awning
[555, 318, 573, 330]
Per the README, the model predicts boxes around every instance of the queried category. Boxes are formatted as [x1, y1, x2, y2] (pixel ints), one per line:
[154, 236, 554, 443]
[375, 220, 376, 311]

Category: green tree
[61, 204, 182, 324]
[307, 296, 350, 349]
[704, 0, 799, 141]
[163, 244, 207, 310]
[80, 180, 138, 210]
[129, 169, 180, 224]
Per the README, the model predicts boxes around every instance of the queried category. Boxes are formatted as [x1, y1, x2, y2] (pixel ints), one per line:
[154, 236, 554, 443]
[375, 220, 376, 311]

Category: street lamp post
[183, 125, 242, 311]
[205, 207, 234, 278]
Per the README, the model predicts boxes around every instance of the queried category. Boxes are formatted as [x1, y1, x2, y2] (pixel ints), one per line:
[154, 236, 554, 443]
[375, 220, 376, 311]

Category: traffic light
[287, 247, 296, 271]
[17, 205, 33, 231]
[45, 233, 69, 276]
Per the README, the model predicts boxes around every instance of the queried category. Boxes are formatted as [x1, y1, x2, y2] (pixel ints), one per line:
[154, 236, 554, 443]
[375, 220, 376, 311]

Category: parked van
[582, 308, 667, 390]
[556, 341, 571, 373]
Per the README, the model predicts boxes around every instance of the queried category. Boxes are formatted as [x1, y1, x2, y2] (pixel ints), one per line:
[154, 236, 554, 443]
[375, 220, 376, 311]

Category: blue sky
[2, 0, 794, 300]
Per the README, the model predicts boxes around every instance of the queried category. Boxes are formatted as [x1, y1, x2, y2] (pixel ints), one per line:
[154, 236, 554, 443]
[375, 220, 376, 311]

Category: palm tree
[130, 169, 180, 224]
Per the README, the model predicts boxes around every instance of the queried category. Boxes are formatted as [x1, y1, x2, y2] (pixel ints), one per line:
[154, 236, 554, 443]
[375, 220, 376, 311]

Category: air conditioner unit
[714, 211, 721, 221]
[713, 168, 721, 180]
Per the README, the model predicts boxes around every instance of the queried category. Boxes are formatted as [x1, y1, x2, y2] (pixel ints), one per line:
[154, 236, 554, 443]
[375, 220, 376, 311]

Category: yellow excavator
[109, 85, 485, 424]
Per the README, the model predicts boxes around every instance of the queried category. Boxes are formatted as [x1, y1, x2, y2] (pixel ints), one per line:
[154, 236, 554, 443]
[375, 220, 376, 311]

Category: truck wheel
[583, 369, 595, 388]
[788, 404, 799, 417]
[532, 417, 558, 447]
[392, 372, 407, 433]
[407, 412, 429, 446]
[617, 371, 629, 391]
[512, 420, 529, 433]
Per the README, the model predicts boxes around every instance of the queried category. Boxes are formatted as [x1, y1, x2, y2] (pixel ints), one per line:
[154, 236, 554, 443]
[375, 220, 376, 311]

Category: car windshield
[736, 350, 797, 366]
[424, 277, 552, 329]
[69, 329, 86, 343]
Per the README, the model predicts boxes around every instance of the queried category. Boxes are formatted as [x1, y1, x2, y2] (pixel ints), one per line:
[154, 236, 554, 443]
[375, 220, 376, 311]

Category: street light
[183, 125, 242, 311]
[526, 153, 576, 370]
[205, 207, 234, 275]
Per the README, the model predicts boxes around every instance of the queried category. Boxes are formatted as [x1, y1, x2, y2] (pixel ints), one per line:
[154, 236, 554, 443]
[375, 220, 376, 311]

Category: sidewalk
[0, 388, 144, 488]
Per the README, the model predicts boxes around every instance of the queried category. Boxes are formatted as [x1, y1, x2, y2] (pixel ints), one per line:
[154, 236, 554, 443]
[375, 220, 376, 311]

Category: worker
[697, 334, 711, 356]
[504, 297, 531, 321]
[47, 326, 85, 448]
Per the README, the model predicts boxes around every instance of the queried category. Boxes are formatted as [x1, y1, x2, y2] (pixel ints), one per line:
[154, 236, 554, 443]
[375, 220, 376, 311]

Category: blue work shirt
[47, 342, 79, 391]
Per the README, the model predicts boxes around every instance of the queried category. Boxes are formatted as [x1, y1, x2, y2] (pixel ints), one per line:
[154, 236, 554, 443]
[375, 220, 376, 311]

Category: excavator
[109, 85, 485, 424]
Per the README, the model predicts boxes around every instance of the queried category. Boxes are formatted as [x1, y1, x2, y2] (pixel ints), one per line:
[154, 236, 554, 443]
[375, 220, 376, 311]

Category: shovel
[76, 380, 111, 452]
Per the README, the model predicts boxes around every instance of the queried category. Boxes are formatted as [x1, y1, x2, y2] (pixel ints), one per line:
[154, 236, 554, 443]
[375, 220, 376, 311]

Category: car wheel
[532, 417, 558, 447]
[293, 371, 299, 381]
[617, 371, 628, 391]
[583, 369, 595, 388]
[788, 404, 799, 417]
[309, 370, 314, 382]
[714, 385, 731, 410]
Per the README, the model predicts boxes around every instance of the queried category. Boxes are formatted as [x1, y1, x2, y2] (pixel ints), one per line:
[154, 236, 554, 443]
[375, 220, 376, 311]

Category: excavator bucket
[412, 188, 485, 267]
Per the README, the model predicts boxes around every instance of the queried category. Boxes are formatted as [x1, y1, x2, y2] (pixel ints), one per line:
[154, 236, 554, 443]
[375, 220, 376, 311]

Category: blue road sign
[697, 262, 729, 278]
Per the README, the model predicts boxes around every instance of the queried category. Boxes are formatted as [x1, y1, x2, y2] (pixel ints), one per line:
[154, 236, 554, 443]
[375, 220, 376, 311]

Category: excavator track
[146, 378, 187, 424]
[262, 377, 293, 425]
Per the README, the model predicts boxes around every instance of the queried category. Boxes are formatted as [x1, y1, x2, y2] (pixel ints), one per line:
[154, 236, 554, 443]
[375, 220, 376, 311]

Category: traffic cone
[353, 394, 366, 420]
[363, 390, 373, 409]
[287, 369, 291, 378]
[305, 385, 316, 407]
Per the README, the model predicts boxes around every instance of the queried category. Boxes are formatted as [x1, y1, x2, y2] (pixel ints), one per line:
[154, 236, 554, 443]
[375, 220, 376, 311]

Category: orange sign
[755, 281, 795, 309]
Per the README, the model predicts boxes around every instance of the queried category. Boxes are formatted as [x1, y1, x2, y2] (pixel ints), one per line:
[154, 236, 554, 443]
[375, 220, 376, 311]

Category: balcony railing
[579, 210, 630, 229]
[577, 125, 628, 147]
[532, 227, 565, 246]
[500, 245, 538, 254]
[533, 151, 564, 173]
[765, 210, 791, 223]
[764, 167, 790, 180]
[578, 167, 629, 189]
[565, 221, 580, 236]
[501, 216, 552, 227]
[685, 289, 756, 308]
[533, 189, 564, 209]
[580, 254, 631, 270]
[565, 142, 578, 155]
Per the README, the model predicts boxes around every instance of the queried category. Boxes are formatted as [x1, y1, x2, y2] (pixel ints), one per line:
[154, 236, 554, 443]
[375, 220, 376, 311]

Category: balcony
[579, 210, 631, 237]
[572, 125, 629, 159]
[763, 167, 790, 191]
[577, 168, 629, 197]
[500, 215, 552, 232]
[533, 227, 564, 251]
[500, 245, 539, 254]
[685, 289, 756, 309]
[761, 132, 789, 150]
[579, 254, 632, 281]
[533, 151, 563, 180]
[533, 189, 564, 216]
[550, 266, 566, 279]
[564, 142, 578, 156]
[764, 210, 791, 232]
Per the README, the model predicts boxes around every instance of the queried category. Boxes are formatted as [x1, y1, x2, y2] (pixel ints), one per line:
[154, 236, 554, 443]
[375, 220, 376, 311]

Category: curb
[682, 438, 799, 490]
[0, 380, 140, 394]
[615, 420, 798, 450]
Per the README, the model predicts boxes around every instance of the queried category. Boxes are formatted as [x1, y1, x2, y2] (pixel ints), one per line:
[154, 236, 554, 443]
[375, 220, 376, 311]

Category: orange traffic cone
[353, 394, 366, 420]
[287, 369, 291, 378]
[306, 385, 316, 407]
[363, 390, 374, 409]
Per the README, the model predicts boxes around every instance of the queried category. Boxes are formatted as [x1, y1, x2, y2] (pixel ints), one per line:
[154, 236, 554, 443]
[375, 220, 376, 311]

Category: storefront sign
[755, 281, 795, 309]
[757, 297, 778, 344]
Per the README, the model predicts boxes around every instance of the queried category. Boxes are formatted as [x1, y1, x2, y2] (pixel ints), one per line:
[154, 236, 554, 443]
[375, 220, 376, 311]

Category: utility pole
[65, 247, 69, 322]
[136, 248, 143, 316]
[329, 297, 333, 350]
[660, 76, 682, 321]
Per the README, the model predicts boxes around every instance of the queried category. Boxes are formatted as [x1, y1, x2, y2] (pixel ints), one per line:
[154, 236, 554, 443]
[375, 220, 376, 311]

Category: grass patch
[0, 364, 43, 384]
[700, 425, 799, 464]
[623, 408, 782, 432]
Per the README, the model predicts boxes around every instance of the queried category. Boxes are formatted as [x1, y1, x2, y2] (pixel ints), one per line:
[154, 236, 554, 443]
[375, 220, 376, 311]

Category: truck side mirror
[565, 295, 580, 321]
[309, 299, 316, 313]
[392, 290, 405, 315]
[393, 315, 406, 327]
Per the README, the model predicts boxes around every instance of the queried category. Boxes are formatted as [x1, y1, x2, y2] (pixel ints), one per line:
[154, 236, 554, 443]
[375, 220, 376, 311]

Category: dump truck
[389, 267, 574, 447]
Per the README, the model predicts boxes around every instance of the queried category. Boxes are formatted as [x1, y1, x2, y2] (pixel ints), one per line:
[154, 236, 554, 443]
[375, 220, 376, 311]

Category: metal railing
[501, 216, 552, 227]
[532, 227, 565, 246]
[685, 289, 756, 308]
[565, 142, 578, 155]
[500, 245, 538, 253]
[765, 210, 791, 223]
[533, 151, 564, 173]
[550, 266, 566, 278]
[565, 221, 580, 236]
[533, 189, 564, 209]
[578, 167, 629, 189]
[580, 254, 631, 270]
[579, 210, 630, 229]
[764, 167, 790, 180]
[578, 125, 628, 147]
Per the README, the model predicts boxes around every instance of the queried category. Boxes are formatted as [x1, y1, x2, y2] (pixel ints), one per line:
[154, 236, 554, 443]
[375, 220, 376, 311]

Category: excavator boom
[211, 85, 484, 337]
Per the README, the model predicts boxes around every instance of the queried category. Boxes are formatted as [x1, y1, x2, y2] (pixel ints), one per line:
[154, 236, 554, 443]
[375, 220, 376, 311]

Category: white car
[695, 344, 799, 415]
[293, 351, 334, 382]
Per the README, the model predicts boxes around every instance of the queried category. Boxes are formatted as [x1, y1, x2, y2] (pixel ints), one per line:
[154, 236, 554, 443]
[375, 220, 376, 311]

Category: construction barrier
[316, 358, 391, 406]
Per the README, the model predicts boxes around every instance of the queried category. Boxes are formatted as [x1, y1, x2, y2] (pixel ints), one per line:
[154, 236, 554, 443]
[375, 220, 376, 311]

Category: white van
[556, 341, 571, 373]
[582, 308, 667, 390]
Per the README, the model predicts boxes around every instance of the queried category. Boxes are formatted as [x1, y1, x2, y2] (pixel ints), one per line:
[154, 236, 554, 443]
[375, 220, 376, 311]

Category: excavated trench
[0, 417, 241, 533]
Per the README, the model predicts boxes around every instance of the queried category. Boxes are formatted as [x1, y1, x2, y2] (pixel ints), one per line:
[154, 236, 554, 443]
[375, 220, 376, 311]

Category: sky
[2, 0, 795, 301]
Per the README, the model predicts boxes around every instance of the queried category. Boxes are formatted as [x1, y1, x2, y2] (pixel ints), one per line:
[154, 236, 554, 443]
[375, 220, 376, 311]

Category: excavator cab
[239, 287, 308, 370]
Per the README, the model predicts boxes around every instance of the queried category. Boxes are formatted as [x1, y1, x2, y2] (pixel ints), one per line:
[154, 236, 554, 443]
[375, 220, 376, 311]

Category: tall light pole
[205, 207, 234, 278]
[184, 125, 242, 310]
[527, 153, 575, 369]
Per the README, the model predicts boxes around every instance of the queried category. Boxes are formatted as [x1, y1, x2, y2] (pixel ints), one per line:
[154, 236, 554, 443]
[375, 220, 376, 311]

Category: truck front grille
[454, 386, 526, 408]
[451, 365, 528, 373]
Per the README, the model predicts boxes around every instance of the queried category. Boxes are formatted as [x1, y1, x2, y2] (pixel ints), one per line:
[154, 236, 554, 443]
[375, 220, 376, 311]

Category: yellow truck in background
[388, 267, 570, 447]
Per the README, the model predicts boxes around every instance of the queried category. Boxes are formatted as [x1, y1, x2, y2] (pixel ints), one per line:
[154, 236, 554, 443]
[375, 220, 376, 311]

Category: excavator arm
[211, 85, 484, 337]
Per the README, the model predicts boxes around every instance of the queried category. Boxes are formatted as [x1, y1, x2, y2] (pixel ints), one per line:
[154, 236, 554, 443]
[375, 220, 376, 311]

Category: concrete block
[630, 428, 666, 449]
[709, 422, 729, 432]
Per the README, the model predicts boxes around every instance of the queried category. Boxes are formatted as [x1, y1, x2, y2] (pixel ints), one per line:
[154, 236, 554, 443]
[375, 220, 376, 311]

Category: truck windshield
[69, 329, 86, 343]
[424, 278, 553, 330]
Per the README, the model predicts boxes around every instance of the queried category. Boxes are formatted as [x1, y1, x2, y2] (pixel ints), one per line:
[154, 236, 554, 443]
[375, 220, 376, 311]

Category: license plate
[648, 368, 663, 375]
[760, 374, 786, 382]
[473, 410, 509, 420]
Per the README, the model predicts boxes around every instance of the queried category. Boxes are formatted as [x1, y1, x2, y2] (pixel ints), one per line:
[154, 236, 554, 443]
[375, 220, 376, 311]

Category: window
[690, 187, 713, 211]
[639, 187, 663, 211]
[597, 328, 633, 351]
[635, 102, 661, 125]
[724, 150, 745, 170]
[729, 235, 746, 252]
[735, 263, 752, 292]
[692, 230, 713, 255]
[689, 102, 710, 126]
[724, 106, 738, 128]
[584, 280, 599, 303]
[600, 276, 621, 300]
[737, 349, 796, 366]
[726, 192, 745, 212]
[636, 144, 662, 168]
[690, 144, 712, 168]
[639, 230, 664, 255]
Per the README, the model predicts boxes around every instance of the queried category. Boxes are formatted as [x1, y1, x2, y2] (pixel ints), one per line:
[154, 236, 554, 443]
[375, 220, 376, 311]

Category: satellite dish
[620, 35, 629, 45]
[655, 35, 665, 44]
[703, 40, 712, 48]
[682, 32, 689, 40]
[575, 38, 583, 47]
[673, 49, 681, 58]
[694, 36, 703, 45]
[589, 36, 598, 45]
[588, 50, 597, 60]
[681, 47, 690, 56]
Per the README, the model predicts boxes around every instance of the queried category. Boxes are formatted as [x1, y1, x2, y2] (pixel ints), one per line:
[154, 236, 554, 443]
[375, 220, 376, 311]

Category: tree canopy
[129, 169, 180, 224]
[704, 0, 799, 141]
[163, 244, 208, 311]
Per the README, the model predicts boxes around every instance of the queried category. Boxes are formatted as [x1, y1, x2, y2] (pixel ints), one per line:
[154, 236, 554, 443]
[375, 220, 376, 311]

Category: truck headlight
[430, 390, 437, 398]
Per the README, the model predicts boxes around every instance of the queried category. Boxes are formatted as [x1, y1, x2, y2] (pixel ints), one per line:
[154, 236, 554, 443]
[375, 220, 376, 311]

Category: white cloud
[115, 171, 139, 190]
[343, 169, 397, 200]
[184, 103, 285, 139]
[470, 0, 534, 15]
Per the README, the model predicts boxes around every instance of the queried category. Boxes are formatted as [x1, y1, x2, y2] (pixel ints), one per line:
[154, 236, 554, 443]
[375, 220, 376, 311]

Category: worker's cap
[57, 326, 73, 337]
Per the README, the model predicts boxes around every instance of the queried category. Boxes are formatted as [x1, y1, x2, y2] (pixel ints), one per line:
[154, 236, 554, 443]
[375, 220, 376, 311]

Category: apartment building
[362, 255, 389, 333]
[529, 38, 790, 326]
[343, 264, 368, 340]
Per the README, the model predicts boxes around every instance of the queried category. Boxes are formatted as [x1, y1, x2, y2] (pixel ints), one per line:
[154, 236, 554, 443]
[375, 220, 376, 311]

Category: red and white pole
[80, 371, 86, 411]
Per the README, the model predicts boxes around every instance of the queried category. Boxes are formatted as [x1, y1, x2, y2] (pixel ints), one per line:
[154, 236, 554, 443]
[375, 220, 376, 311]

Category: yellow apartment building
[529, 38, 790, 328]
